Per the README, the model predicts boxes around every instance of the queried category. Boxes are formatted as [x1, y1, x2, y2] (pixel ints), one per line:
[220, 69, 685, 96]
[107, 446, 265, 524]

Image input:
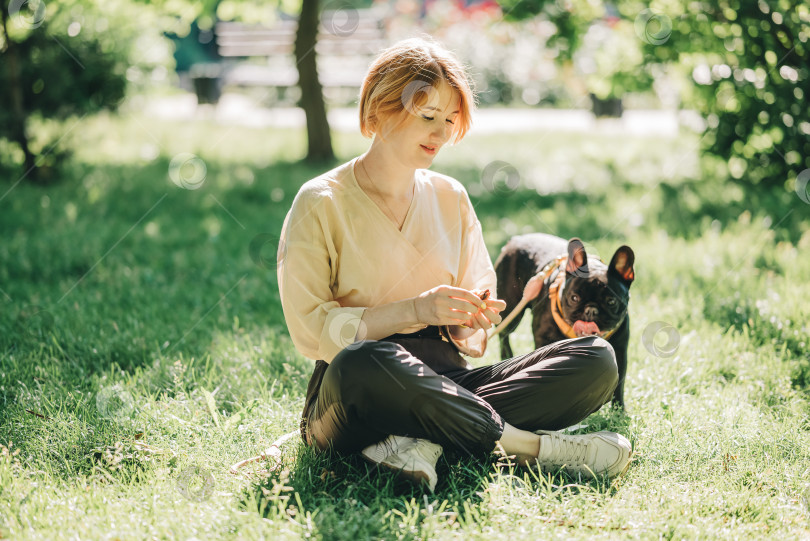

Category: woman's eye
[422, 115, 455, 125]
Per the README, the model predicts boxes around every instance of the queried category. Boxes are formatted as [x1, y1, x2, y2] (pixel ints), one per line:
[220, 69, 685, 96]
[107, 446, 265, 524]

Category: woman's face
[377, 80, 460, 169]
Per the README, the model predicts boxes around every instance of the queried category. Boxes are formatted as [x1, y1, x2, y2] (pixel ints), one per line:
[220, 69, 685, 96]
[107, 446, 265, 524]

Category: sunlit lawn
[1, 107, 809, 539]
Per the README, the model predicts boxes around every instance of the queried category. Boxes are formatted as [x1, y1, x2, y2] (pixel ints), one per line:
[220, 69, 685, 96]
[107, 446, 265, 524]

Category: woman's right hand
[413, 286, 485, 326]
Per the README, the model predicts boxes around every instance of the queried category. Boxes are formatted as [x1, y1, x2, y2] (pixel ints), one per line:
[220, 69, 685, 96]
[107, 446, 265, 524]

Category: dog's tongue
[573, 320, 601, 337]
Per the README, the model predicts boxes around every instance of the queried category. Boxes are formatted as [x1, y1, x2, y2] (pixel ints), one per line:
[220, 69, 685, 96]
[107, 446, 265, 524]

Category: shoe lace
[380, 435, 408, 458]
[545, 433, 590, 466]
[379, 437, 441, 464]
[403, 440, 440, 467]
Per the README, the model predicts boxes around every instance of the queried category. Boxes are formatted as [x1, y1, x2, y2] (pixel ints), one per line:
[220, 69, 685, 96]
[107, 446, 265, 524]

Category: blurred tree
[0, 1, 36, 176]
[497, 0, 654, 110]
[0, 0, 337, 182]
[635, 0, 809, 195]
[0, 0, 128, 181]
[185, 0, 335, 163]
[496, 0, 809, 195]
[498, 0, 599, 61]
[0, 0, 177, 183]
[295, 0, 334, 162]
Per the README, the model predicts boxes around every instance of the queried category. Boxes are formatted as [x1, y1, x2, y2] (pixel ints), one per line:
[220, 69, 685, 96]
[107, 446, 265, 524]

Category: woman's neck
[358, 142, 416, 201]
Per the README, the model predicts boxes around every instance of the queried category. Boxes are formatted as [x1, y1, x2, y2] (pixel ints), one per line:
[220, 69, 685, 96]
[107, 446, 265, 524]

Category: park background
[1, 0, 809, 538]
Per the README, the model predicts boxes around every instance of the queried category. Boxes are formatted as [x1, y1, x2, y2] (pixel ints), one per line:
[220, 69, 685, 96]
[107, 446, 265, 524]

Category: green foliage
[0, 24, 125, 124]
[496, 0, 809, 195]
[498, 1, 655, 100]
[580, 18, 655, 99]
[639, 0, 810, 194]
[0, 0, 183, 173]
[499, 0, 601, 60]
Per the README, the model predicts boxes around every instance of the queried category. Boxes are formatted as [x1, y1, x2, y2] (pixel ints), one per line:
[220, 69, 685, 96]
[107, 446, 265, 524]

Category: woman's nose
[433, 121, 450, 143]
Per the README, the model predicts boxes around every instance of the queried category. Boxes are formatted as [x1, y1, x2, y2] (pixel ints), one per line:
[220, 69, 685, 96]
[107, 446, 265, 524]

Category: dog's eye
[606, 297, 617, 306]
[571, 294, 580, 303]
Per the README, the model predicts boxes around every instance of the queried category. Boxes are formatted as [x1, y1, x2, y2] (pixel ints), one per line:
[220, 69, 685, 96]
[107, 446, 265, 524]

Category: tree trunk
[0, 5, 37, 179]
[294, 0, 335, 164]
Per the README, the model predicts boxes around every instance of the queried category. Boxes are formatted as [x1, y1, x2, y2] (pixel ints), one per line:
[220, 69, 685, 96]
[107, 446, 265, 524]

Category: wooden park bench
[191, 8, 389, 106]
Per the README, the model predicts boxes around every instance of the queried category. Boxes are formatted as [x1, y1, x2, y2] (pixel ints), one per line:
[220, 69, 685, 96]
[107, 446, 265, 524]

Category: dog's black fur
[494, 233, 635, 407]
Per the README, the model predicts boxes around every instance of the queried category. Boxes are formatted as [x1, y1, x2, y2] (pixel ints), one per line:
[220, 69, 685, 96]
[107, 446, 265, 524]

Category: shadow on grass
[254, 444, 492, 506]
[702, 296, 810, 391]
[238, 406, 633, 538]
[577, 404, 632, 434]
[1, 155, 331, 386]
[657, 179, 806, 243]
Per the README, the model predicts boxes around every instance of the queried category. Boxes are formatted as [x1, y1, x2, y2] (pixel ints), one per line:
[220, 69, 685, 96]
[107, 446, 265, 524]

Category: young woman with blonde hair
[277, 37, 631, 491]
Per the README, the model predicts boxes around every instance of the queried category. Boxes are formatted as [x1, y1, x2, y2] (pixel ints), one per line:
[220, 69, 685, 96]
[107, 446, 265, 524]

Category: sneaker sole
[541, 459, 632, 479]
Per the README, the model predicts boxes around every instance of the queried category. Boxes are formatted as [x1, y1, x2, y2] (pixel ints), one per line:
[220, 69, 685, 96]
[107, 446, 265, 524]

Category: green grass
[2, 110, 810, 539]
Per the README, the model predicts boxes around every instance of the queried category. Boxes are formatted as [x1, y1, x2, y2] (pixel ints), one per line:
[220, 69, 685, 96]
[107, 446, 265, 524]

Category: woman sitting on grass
[276, 37, 632, 491]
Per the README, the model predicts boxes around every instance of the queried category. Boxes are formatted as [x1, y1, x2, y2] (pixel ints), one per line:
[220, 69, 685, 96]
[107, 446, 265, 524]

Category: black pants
[301, 330, 619, 457]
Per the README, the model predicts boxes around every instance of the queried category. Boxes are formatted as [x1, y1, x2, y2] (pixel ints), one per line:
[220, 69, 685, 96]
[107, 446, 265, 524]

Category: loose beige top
[277, 157, 497, 364]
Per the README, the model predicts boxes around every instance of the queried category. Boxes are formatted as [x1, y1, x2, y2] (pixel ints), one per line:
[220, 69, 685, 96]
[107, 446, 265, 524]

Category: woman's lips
[420, 144, 437, 155]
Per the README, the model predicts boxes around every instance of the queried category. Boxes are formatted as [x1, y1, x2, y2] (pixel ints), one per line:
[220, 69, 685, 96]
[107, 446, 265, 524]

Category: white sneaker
[361, 435, 443, 492]
[534, 430, 632, 478]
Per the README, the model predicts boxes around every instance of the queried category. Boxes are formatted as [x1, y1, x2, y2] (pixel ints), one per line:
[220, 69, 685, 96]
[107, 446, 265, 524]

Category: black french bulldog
[494, 233, 635, 408]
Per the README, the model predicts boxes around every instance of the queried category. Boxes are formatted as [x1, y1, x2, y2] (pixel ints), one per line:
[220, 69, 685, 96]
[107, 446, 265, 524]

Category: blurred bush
[399, 2, 583, 107]
[637, 0, 809, 197]
[0, 20, 126, 126]
[577, 17, 654, 101]
[491, 0, 809, 197]
[0, 0, 181, 181]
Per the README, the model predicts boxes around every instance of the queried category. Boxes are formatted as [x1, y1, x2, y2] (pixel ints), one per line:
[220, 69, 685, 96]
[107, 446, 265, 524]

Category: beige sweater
[277, 157, 497, 364]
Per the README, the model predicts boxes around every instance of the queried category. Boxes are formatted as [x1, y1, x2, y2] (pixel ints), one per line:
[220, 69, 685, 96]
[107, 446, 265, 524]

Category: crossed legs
[305, 336, 619, 465]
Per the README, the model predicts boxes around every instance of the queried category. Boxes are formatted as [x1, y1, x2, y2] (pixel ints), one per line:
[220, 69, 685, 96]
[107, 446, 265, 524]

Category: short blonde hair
[359, 37, 476, 144]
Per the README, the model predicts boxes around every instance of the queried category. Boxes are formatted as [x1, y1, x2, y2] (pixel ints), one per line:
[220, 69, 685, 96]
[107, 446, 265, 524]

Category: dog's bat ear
[566, 238, 588, 275]
[609, 246, 635, 284]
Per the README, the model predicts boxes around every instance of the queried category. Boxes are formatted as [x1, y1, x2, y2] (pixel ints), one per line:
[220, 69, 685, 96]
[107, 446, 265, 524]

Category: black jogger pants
[300, 327, 619, 457]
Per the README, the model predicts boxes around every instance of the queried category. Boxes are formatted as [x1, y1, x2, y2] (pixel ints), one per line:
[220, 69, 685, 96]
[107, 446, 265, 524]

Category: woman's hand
[413, 286, 487, 326]
[460, 289, 506, 330]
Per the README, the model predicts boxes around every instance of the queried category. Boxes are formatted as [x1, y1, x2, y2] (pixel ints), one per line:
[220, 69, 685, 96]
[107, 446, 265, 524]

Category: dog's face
[558, 238, 635, 338]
